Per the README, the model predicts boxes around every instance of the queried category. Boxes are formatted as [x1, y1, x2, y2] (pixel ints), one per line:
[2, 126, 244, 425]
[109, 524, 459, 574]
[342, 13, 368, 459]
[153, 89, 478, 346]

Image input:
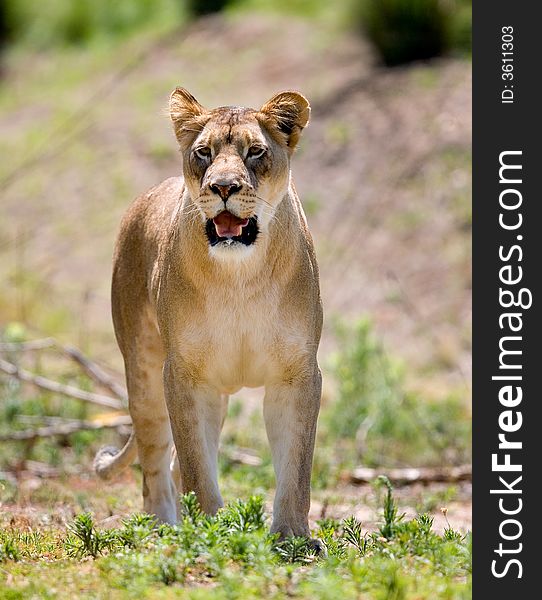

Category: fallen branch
[0, 415, 132, 441]
[60, 344, 127, 401]
[0, 357, 123, 409]
[0, 337, 127, 402]
[0, 338, 56, 352]
[3, 420, 262, 473]
[347, 465, 472, 486]
[15, 414, 87, 426]
[224, 447, 262, 467]
[18, 460, 62, 478]
[5, 460, 83, 479]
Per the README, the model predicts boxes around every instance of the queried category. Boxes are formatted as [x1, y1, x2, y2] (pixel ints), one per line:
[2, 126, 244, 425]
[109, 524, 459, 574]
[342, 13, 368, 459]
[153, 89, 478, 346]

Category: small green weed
[377, 476, 404, 539]
[274, 537, 318, 564]
[342, 516, 371, 556]
[116, 513, 156, 549]
[64, 512, 117, 559]
[0, 538, 20, 562]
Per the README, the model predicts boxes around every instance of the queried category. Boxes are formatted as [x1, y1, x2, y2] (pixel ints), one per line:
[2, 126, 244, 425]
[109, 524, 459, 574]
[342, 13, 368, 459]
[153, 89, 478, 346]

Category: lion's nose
[209, 181, 242, 201]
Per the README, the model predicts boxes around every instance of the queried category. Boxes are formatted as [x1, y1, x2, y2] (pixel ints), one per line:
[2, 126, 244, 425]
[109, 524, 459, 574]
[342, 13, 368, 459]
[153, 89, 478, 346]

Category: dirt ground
[1, 469, 472, 536]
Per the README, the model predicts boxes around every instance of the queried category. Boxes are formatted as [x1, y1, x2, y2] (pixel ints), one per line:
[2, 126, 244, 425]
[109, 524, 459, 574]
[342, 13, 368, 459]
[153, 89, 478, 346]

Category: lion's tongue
[213, 211, 249, 238]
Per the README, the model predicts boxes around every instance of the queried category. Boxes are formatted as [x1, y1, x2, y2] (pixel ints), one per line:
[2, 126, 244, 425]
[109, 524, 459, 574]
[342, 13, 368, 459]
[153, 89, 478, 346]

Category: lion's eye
[247, 146, 266, 159]
[194, 147, 212, 160]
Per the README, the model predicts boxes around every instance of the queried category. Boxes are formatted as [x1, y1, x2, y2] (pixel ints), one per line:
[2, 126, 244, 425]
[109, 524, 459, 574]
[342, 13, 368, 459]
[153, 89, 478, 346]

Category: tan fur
[94, 89, 322, 539]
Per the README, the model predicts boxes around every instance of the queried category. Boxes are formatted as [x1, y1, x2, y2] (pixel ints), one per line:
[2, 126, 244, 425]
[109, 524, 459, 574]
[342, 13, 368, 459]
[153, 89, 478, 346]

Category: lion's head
[169, 88, 310, 257]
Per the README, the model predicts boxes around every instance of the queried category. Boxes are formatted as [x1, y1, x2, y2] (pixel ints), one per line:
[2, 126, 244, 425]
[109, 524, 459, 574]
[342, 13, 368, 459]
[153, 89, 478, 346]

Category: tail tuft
[93, 432, 137, 480]
[94, 446, 121, 480]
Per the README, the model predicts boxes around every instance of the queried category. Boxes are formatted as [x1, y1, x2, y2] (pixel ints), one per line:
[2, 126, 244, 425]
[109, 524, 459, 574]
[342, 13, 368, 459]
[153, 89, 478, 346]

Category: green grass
[1, 0, 349, 54]
[0, 490, 470, 599]
[2, 0, 187, 49]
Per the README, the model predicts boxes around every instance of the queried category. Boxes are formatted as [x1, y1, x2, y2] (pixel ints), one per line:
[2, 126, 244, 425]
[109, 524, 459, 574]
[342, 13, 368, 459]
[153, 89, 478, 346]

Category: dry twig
[0, 338, 56, 352]
[0, 337, 127, 401]
[348, 464, 472, 486]
[59, 344, 127, 401]
[0, 357, 123, 409]
[0, 415, 132, 442]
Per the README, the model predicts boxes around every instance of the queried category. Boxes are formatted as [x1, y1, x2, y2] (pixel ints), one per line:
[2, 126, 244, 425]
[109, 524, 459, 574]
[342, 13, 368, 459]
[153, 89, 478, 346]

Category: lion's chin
[205, 215, 259, 248]
[209, 241, 257, 263]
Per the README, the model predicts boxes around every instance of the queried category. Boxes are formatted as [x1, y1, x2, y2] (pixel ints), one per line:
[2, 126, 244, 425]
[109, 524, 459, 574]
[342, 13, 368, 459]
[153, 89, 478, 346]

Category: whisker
[183, 206, 203, 217]
[254, 194, 277, 210]
[259, 206, 283, 228]
[180, 205, 206, 220]
[253, 195, 284, 227]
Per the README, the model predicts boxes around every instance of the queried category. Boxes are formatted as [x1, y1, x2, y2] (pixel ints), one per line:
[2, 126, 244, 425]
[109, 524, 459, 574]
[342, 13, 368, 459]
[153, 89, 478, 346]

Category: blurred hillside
[0, 4, 471, 403]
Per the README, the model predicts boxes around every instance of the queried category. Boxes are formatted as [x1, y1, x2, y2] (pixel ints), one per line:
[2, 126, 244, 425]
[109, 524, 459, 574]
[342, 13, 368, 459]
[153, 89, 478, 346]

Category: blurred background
[0, 0, 471, 528]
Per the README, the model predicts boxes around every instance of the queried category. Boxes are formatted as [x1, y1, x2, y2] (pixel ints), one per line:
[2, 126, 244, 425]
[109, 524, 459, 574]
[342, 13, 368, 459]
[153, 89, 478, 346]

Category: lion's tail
[94, 432, 138, 480]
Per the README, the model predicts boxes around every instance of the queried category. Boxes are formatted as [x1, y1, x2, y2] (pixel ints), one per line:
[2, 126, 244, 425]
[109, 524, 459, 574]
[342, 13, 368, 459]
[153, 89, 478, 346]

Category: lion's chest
[175, 288, 298, 393]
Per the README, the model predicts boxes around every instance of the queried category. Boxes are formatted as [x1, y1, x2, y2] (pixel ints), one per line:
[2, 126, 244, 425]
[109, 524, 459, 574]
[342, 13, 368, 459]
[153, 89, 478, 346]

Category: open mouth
[205, 211, 259, 247]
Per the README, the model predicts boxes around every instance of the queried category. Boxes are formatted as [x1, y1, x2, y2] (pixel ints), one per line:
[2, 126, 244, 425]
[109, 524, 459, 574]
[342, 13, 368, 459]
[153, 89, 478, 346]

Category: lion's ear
[169, 87, 209, 149]
[258, 91, 310, 151]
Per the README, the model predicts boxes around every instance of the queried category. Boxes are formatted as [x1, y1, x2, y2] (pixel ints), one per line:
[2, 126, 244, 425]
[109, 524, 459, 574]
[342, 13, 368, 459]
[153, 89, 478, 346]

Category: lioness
[94, 88, 322, 541]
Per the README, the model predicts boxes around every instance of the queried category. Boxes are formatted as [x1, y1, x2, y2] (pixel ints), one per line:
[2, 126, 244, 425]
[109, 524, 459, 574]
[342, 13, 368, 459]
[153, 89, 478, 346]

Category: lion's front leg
[263, 367, 322, 539]
[163, 357, 226, 515]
